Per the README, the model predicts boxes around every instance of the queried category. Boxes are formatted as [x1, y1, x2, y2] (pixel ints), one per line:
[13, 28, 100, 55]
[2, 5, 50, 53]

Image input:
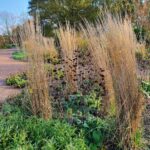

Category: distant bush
[12, 51, 27, 61]
[6, 73, 27, 88]
[0, 35, 13, 49]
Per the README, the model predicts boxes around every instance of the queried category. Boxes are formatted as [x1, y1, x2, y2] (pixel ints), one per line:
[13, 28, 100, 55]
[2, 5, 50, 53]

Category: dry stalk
[84, 15, 144, 149]
[43, 37, 58, 59]
[19, 20, 52, 119]
[82, 22, 115, 115]
[58, 24, 79, 94]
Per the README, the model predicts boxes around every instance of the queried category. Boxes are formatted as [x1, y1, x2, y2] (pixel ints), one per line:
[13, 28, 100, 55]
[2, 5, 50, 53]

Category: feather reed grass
[58, 24, 79, 94]
[84, 15, 144, 149]
[82, 21, 115, 115]
[19, 20, 52, 119]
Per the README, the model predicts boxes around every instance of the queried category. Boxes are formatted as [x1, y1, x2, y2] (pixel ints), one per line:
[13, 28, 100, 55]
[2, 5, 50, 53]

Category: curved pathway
[0, 49, 26, 103]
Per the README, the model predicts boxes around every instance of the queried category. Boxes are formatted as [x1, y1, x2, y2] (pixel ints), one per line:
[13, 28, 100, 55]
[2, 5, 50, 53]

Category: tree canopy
[29, 0, 101, 36]
[28, 0, 138, 36]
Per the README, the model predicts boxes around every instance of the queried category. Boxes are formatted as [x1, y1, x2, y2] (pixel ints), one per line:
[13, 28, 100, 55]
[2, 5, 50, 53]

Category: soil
[0, 49, 26, 103]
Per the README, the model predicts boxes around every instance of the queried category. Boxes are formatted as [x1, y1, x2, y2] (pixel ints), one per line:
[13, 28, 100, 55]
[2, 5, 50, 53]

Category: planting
[0, 103, 88, 150]
[4, 16, 146, 150]
[1, 1, 150, 150]
[6, 73, 27, 88]
[1, 92, 116, 150]
[12, 50, 27, 61]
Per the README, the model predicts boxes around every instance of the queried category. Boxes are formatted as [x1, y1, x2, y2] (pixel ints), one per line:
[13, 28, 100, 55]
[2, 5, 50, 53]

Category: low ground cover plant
[0, 93, 116, 150]
[0, 103, 88, 150]
[141, 81, 150, 98]
[12, 50, 27, 61]
[6, 73, 27, 88]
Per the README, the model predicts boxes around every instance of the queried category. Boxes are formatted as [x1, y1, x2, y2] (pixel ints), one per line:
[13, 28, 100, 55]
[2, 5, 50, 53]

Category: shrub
[12, 50, 27, 61]
[0, 35, 13, 49]
[6, 73, 27, 88]
[57, 92, 116, 149]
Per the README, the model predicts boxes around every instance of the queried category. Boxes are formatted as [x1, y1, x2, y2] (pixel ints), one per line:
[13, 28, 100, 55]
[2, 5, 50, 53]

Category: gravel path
[0, 49, 26, 103]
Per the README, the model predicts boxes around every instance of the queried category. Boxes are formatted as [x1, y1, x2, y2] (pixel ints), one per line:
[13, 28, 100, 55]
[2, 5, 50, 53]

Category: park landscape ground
[0, 49, 26, 103]
[0, 19, 149, 149]
[0, 1, 150, 150]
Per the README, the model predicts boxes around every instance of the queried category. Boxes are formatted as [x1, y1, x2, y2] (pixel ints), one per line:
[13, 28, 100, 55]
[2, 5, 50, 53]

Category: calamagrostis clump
[102, 16, 144, 149]
[84, 15, 144, 149]
[82, 21, 115, 115]
[59, 24, 79, 94]
[19, 20, 52, 119]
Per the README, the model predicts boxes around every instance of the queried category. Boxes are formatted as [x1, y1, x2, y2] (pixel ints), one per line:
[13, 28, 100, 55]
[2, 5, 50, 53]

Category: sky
[0, 0, 29, 15]
[0, 0, 29, 34]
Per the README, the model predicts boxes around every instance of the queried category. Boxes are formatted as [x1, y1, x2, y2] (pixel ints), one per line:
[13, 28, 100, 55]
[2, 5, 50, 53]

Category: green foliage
[83, 117, 116, 150]
[28, 0, 136, 37]
[0, 103, 88, 150]
[2, 91, 117, 150]
[29, 0, 101, 36]
[141, 81, 150, 98]
[134, 25, 146, 41]
[134, 24, 150, 46]
[12, 51, 27, 61]
[131, 129, 145, 149]
[63, 91, 102, 119]
[59, 92, 116, 149]
[136, 51, 144, 62]
[44, 53, 60, 64]
[6, 73, 27, 88]
[46, 64, 64, 79]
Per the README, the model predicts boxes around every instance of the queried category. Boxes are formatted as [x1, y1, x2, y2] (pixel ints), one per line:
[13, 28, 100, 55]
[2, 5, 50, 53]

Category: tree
[0, 12, 18, 48]
[28, 0, 137, 36]
[28, 0, 101, 36]
[0, 12, 17, 36]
